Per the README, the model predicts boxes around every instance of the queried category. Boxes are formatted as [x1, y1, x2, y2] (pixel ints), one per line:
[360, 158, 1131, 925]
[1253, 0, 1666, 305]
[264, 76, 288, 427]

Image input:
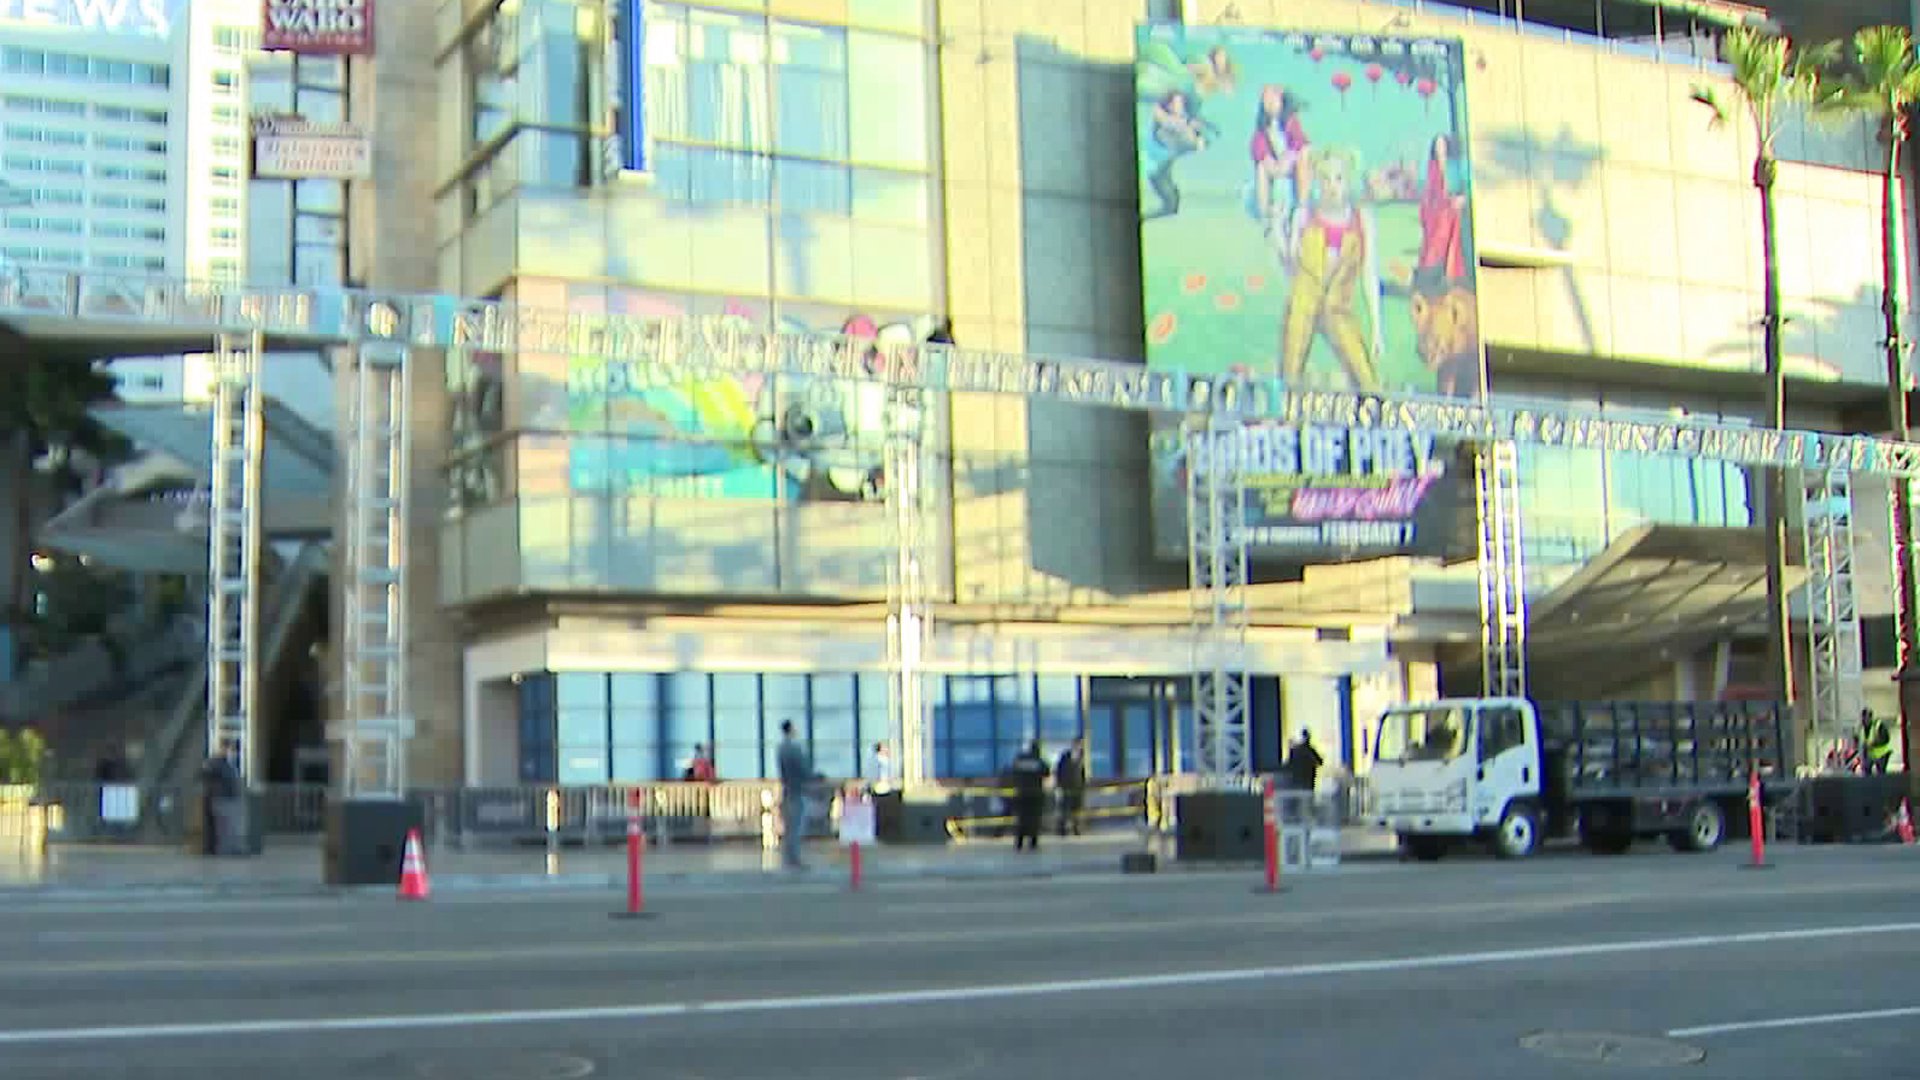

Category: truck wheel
[1668, 801, 1725, 853]
[1402, 835, 1448, 862]
[1493, 803, 1541, 859]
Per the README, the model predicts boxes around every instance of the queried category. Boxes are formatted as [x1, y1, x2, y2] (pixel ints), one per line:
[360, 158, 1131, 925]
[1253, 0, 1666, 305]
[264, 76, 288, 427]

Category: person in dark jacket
[1284, 728, 1323, 793]
[1007, 740, 1051, 851]
[1055, 739, 1088, 836]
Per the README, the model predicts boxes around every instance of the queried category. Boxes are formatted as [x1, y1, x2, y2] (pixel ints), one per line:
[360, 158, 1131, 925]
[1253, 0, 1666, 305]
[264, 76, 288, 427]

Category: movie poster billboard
[1135, 25, 1484, 559]
[514, 286, 932, 503]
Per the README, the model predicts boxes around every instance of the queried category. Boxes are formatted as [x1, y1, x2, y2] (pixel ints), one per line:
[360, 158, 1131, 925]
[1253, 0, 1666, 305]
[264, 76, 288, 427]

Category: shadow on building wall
[1475, 124, 1608, 355]
[1012, 36, 1183, 600]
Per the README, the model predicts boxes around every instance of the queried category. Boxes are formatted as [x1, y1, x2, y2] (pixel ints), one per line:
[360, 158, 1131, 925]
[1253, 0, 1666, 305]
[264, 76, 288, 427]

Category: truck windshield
[1377, 707, 1469, 763]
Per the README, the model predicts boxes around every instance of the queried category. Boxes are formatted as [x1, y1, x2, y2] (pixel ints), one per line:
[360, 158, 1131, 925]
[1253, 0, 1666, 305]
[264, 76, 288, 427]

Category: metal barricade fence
[944, 780, 1150, 841]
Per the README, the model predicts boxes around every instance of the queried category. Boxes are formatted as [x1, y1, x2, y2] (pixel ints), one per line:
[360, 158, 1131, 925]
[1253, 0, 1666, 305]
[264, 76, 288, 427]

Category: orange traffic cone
[398, 829, 431, 900]
[1898, 799, 1916, 846]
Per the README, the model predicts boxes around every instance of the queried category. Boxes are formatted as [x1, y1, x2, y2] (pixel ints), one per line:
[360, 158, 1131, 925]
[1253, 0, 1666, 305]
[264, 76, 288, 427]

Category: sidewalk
[0, 827, 1402, 901]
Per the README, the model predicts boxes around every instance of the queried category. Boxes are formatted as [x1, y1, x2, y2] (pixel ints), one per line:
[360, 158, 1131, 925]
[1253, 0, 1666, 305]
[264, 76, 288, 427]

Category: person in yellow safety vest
[1862, 709, 1895, 776]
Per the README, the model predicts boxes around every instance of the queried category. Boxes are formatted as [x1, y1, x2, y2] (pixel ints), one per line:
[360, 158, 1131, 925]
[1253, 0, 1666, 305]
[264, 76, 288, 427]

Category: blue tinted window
[1035, 676, 1081, 740]
[556, 672, 607, 709]
[557, 709, 607, 747]
[610, 673, 657, 709]
[776, 158, 850, 215]
[557, 746, 609, 785]
[950, 742, 994, 779]
[611, 745, 659, 782]
[609, 708, 653, 746]
[772, 22, 847, 159]
[685, 10, 771, 151]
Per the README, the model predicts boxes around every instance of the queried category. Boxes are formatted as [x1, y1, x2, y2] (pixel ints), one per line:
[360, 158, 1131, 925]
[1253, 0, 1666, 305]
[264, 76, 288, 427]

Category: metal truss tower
[1185, 415, 1252, 784]
[336, 343, 413, 798]
[1802, 464, 1863, 737]
[1476, 440, 1528, 699]
[206, 332, 266, 782]
[884, 380, 934, 788]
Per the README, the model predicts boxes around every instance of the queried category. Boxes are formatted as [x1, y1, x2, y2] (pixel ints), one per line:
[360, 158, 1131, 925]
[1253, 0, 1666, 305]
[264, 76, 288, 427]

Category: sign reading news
[0, 0, 180, 36]
[261, 0, 374, 56]
[1155, 420, 1468, 556]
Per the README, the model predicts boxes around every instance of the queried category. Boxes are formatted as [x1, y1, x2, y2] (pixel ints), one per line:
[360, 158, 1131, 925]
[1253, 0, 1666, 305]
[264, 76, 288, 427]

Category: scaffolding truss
[1185, 415, 1252, 784]
[205, 332, 266, 782]
[336, 343, 412, 798]
[5, 268, 1908, 788]
[1802, 465, 1862, 737]
[1476, 440, 1528, 699]
[884, 381, 933, 788]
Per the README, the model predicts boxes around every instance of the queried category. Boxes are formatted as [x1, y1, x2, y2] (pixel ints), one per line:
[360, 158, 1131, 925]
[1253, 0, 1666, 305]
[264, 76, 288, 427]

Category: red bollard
[613, 790, 656, 918]
[1261, 777, 1281, 894]
[850, 840, 863, 892]
[1741, 768, 1771, 871]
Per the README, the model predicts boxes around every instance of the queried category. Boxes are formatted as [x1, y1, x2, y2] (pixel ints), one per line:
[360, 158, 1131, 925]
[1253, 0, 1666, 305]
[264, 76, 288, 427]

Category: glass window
[611, 744, 658, 782]
[851, 169, 928, 225]
[847, 0, 926, 34]
[758, 673, 808, 736]
[558, 746, 610, 784]
[1035, 677, 1082, 741]
[772, 21, 848, 159]
[686, 9, 771, 151]
[610, 673, 657, 708]
[663, 673, 713, 745]
[846, 32, 928, 168]
[776, 158, 849, 215]
[686, 146, 771, 205]
[856, 673, 892, 757]
[556, 672, 608, 709]
[557, 708, 608, 747]
[642, 5, 691, 140]
[992, 675, 1032, 746]
[609, 707, 653, 747]
[949, 742, 994, 778]
[813, 704, 856, 777]
[811, 674, 856, 709]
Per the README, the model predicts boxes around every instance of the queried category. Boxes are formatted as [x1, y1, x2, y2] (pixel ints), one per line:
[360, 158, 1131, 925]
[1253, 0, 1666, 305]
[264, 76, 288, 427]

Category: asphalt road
[1, 846, 1917, 1079]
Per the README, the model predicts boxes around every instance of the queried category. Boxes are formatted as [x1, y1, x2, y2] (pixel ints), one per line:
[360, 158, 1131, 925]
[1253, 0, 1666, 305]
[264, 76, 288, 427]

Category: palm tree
[1838, 25, 1920, 775]
[1692, 27, 1841, 709]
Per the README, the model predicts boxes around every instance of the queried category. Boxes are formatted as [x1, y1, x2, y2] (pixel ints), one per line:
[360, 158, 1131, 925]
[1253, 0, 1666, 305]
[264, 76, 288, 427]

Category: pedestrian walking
[1284, 728, 1322, 794]
[867, 741, 897, 796]
[776, 721, 815, 870]
[1007, 740, 1050, 851]
[1055, 738, 1087, 836]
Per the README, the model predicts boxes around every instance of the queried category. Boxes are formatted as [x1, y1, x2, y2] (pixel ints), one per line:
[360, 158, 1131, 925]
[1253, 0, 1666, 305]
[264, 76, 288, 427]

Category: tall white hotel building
[0, 0, 336, 422]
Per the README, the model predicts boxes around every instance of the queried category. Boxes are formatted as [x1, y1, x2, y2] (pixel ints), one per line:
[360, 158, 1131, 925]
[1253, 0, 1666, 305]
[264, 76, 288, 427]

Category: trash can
[324, 797, 426, 886]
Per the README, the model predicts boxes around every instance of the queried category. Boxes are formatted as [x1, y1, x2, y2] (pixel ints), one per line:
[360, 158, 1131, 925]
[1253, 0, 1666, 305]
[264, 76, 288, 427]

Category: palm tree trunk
[1886, 126, 1919, 782]
[1757, 154, 1796, 725]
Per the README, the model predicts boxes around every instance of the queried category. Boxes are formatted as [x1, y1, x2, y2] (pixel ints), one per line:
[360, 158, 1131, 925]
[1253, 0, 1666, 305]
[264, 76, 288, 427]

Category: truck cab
[1372, 697, 1544, 861]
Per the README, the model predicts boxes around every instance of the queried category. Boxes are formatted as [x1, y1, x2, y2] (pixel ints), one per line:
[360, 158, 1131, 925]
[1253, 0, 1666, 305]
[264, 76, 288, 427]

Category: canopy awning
[1524, 524, 1805, 697]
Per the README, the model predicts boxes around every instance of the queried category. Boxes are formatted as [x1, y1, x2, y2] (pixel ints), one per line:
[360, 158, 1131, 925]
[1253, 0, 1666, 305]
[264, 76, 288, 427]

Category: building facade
[345, 0, 1913, 789]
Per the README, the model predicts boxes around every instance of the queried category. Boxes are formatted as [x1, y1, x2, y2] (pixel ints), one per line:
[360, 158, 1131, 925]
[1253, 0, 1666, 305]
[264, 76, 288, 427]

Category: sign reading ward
[261, 0, 374, 56]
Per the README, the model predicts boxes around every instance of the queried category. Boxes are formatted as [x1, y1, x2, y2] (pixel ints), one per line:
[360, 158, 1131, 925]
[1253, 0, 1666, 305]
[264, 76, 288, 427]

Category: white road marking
[1, 920, 1915, 1046]
[31, 924, 350, 945]
[1669, 1004, 1920, 1039]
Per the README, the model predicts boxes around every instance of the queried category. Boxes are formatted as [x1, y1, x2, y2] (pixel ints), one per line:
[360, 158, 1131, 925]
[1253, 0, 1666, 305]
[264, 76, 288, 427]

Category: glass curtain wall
[1509, 385, 1754, 589]
[514, 671, 1205, 783]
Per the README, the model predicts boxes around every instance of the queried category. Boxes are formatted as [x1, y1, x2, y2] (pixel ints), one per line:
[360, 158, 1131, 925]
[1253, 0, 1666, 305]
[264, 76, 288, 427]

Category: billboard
[516, 286, 932, 503]
[251, 115, 372, 180]
[261, 0, 373, 56]
[1135, 24, 1484, 559]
